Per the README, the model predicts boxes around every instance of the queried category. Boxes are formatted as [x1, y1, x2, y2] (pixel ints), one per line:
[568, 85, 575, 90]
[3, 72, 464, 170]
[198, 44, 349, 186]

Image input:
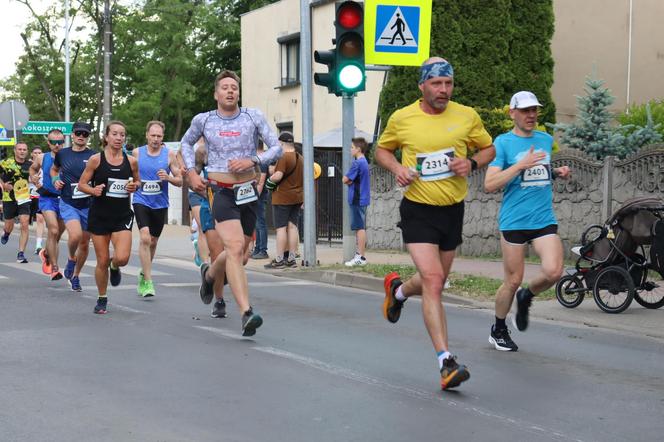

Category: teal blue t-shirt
[489, 130, 557, 231]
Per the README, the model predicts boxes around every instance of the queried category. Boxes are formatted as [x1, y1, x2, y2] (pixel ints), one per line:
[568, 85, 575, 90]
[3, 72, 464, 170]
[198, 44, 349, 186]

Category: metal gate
[314, 148, 343, 243]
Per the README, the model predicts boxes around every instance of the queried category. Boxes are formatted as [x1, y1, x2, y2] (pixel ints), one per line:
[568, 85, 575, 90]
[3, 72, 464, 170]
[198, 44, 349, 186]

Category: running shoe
[34, 247, 42, 255]
[137, 270, 145, 290]
[64, 258, 76, 280]
[109, 263, 122, 287]
[382, 272, 404, 323]
[1, 231, 9, 245]
[440, 355, 470, 390]
[211, 298, 227, 318]
[141, 280, 155, 298]
[16, 251, 28, 263]
[193, 239, 202, 267]
[489, 325, 518, 352]
[513, 288, 532, 332]
[264, 259, 285, 269]
[50, 270, 63, 281]
[241, 308, 263, 337]
[285, 259, 297, 268]
[39, 248, 52, 275]
[199, 263, 214, 305]
[69, 275, 82, 292]
[345, 254, 367, 267]
[94, 297, 108, 314]
[250, 250, 269, 260]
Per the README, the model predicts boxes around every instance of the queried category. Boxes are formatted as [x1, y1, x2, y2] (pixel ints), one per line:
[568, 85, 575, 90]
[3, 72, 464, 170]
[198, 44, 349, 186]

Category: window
[278, 33, 300, 87]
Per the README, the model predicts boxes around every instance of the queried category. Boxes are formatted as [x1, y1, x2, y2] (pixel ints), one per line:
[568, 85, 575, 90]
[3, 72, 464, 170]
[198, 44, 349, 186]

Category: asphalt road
[1, 240, 663, 442]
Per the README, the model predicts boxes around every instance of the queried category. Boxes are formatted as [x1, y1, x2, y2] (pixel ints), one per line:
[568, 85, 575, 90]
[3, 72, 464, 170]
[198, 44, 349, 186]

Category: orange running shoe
[440, 356, 470, 390]
[382, 272, 404, 323]
[39, 248, 52, 275]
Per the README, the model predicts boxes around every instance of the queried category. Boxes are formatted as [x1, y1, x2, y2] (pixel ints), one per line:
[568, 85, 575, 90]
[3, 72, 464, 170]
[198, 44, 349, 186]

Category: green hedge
[379, 0, 555, 134]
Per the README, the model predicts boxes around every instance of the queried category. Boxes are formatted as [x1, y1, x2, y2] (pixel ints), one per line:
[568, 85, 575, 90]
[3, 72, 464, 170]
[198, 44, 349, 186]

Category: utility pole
[64, 0, 71, 145]
[102, 0, 112, 127]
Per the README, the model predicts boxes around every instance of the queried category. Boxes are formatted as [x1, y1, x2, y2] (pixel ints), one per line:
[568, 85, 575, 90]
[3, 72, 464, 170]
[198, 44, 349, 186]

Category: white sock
[36, 238, 43, 249]
[395, 285, 407, 302]
[437, 351, 451, 369]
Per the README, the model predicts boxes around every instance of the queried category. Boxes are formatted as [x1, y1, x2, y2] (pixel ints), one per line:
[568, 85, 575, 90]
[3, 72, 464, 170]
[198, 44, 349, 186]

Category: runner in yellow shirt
[376, 57, 495, 390]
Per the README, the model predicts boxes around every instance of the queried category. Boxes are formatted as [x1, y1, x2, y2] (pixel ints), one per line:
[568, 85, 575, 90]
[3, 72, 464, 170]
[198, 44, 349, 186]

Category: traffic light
[313, 49, 337, 95]
[335, 1, 365, 95]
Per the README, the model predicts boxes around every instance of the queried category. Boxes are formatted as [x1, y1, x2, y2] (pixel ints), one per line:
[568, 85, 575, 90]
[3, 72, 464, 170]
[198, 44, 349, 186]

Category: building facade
[241, 0, 664, 137]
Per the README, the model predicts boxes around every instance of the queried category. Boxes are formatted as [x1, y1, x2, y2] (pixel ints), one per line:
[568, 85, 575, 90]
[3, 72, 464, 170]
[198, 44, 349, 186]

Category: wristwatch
[469, 158, 478, 171]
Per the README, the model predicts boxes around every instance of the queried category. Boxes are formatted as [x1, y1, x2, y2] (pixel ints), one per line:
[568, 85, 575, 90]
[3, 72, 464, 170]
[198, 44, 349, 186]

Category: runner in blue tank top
[79, 120, 140, 314]
[484, 91, 571, 351]
[51, 121, 96, 292]
[132, 121, 182, 297]
[29, 130, 66, 281]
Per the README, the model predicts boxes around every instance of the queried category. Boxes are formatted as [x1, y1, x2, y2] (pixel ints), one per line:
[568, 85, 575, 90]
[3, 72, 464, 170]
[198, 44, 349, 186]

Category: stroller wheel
[592, 265, 635, 314]
[634, 280, 664, 309]
[555, 275, 585, 308]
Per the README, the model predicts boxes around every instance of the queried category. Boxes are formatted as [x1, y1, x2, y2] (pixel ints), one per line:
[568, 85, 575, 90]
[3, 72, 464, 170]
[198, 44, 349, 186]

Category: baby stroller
[556, 196, 664, 313]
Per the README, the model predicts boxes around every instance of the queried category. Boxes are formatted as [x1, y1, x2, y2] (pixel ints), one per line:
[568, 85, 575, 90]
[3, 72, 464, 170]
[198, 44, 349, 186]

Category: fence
[366, 144, 664, 256]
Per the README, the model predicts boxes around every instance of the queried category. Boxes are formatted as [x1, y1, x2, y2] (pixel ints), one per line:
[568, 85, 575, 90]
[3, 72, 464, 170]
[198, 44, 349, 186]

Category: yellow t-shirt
[378, 100, 492, 206]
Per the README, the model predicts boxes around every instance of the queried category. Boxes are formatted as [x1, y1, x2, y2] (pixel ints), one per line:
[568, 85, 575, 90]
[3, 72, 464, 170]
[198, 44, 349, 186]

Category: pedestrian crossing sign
[365, 0, 431, 66]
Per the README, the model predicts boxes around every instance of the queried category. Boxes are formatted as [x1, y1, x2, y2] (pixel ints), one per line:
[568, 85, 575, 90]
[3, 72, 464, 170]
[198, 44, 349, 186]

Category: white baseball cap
[509, 91, 542, 109]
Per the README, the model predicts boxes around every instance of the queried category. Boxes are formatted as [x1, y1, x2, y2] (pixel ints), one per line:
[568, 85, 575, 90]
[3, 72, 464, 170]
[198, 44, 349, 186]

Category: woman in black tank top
[78, 120, 140, 314]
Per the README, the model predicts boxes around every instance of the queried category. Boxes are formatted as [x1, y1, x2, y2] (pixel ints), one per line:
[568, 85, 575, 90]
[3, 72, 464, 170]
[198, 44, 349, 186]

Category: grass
[319, 263, 555, 301]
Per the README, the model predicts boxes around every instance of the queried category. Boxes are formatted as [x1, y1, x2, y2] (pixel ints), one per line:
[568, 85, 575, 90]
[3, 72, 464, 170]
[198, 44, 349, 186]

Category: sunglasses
[48, 139, 65, 145]
[74, 131, 90, 137]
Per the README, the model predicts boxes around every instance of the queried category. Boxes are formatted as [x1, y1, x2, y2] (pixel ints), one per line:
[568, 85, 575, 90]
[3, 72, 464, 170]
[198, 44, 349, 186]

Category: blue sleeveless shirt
[133, 145, 170, 209]
[40, 153, 60, 196]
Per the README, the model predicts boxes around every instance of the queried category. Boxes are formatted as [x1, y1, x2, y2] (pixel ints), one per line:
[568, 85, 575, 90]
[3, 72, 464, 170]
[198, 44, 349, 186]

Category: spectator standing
[343, 137, 371, 266]
[264, 131, 303, 268]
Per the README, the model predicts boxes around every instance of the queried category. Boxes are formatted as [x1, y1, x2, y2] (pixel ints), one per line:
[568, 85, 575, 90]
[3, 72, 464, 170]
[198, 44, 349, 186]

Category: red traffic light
[337, 1, 362, 29]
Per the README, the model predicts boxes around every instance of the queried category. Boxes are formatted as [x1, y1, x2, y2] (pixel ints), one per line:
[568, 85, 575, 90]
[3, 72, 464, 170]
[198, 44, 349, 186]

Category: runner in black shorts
[180, 70, 282, 337]
[132, 121, 182, 297]
[0, 142, 33, 263]
[78, 121, 140, 314]
[484, 91, 571, 351]
[376, 57, 495, 390]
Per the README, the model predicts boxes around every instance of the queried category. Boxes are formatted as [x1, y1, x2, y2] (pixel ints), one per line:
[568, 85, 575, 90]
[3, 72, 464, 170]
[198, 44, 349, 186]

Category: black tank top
[90, 150, 133, 214]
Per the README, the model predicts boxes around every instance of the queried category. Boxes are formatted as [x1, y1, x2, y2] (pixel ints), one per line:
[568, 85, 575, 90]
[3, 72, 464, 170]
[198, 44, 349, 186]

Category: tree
[378, 0, 556, 130]
[548, 76, 662, 159]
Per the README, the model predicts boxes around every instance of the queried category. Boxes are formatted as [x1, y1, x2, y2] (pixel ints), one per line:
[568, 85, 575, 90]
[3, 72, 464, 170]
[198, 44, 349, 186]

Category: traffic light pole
[342, 93, 355, 262]
[300, 0, 316, 267]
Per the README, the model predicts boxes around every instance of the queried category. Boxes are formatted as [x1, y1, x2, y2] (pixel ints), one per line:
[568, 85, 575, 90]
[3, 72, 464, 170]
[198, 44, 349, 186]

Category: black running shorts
[3, 200, 31, 219]
[87, 208, 134, 235]
[210, 186, 256, 237]
[133, 203, 167, 238]
[398, 198, 464, 251]
[501, 224, 558, 245]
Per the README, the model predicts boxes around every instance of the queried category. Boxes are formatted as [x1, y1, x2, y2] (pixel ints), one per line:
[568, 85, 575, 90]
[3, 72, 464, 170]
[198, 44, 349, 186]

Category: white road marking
[80, 294, 151, 314]
[85, 261, 169, 276]
[1, 261, 91, 277]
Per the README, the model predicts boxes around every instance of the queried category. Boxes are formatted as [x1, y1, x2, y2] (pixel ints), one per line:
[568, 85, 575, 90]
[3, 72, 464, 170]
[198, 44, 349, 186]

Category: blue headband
[419, 61, 454, 84]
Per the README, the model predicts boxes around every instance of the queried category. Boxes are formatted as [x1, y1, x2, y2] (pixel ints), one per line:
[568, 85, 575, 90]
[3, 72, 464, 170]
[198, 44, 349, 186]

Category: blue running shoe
[1, 231, 9, 245]
[16, 251, 28, 263]
[94, 297, 108, 314]
[64, 258, 76, 280]
[69, 276, 82, 292]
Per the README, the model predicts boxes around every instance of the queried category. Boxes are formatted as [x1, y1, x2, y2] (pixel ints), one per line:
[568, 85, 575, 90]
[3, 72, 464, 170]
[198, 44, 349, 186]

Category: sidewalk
[154, 224, 664, 341]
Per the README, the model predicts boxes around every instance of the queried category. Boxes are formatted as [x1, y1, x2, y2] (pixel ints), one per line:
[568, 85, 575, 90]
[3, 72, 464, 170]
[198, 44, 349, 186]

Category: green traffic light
[338, 64, 363, 91]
